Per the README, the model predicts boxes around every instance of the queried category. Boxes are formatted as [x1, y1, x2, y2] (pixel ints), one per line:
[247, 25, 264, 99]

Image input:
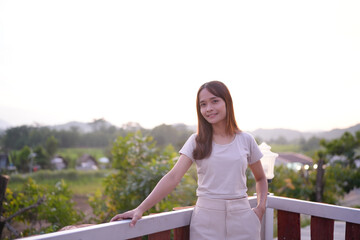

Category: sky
[1, 0, 359, 132]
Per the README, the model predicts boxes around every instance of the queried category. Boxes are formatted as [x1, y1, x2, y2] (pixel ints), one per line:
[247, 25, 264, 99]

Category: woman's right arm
[110, 154, 193, 226]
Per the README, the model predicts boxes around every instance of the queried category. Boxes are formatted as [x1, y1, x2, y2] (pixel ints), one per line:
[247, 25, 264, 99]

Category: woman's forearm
[255, 176, 268, 211]
[137, 172, 180, 213]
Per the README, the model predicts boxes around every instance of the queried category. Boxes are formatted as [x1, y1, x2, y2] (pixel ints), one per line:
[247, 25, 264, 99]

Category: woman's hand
[110, 208, 144, 227]
[252, 206, 265, 221]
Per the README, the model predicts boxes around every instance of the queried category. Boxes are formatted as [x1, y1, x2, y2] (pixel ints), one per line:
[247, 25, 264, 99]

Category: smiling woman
[110, 81, 268, 240]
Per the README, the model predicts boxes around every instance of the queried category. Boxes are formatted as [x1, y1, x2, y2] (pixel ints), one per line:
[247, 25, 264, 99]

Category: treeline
[0, 121, 194, 152]
[0, 125, 124, 150]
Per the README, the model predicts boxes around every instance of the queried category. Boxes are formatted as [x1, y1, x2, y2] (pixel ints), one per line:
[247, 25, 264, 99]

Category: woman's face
[199, 88, 227, 125]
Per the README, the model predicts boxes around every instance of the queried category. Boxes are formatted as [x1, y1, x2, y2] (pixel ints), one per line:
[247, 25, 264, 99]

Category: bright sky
[1, 0, 359, 132]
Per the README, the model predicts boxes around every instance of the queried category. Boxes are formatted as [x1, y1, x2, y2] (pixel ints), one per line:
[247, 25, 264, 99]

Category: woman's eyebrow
[200, 96, 218, 103]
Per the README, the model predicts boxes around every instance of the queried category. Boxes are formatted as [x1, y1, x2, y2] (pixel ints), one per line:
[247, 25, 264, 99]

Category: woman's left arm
[249, 160, 268, 221]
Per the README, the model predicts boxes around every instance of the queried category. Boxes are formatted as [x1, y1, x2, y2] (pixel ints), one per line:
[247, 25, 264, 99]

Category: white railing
[19, 195, 360, 240]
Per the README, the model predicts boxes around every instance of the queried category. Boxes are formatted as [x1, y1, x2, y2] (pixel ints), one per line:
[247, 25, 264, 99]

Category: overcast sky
[1, 0, 359, 132]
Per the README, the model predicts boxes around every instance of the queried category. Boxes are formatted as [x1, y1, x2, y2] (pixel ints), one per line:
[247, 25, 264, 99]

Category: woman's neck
[212, 122, 235, 144]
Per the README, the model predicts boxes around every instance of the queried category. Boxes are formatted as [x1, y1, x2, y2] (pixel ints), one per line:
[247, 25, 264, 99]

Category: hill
[49, 119, 115, 133]
[250, 123, 360, 142]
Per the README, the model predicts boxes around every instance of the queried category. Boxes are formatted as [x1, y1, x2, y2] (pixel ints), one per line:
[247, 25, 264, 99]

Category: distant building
[0, 153, 17, 172]
[98, 157, 110, 169]
[51, 156, 68, 170]
[276, 152, 313, 171]
[76, 154, 98, 171]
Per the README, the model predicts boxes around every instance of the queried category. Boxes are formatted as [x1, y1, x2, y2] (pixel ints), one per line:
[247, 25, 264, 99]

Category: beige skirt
[190, 197, 261, 240]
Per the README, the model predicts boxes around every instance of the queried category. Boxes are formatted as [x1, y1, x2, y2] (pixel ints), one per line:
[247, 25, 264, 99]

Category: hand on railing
[110, 208, 144, 227]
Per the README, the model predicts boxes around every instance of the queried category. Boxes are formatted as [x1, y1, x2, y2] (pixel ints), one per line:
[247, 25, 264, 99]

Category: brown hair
[193, 81, 240, 160]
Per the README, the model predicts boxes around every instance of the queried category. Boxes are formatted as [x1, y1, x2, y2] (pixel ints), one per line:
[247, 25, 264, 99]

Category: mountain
[317, 123, 360, 140]
[250, 123, 360, 142]
[251, 128, 308, 142]
[49, 121, 93, 133]
[49, 120, 115, 133]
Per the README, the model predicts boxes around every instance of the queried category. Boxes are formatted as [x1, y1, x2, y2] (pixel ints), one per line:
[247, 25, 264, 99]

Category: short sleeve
[247, 133, 263, 165]
[179, 133, 197, 162]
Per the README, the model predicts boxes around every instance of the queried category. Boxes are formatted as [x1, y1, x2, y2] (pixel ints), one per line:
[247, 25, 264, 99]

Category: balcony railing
[21, 195, 360, 240]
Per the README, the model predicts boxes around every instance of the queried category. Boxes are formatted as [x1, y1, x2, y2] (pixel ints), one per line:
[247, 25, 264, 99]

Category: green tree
[89, 132, 197, 222]
[2, 126, 31, 150]
[33, 145, 50, 170]
[3, 178, 83, 238]
[14, 146, 32, 173]
[45, 136, 58, 158]
[314, 131, 360, 203]
[267, 165, 314, 200]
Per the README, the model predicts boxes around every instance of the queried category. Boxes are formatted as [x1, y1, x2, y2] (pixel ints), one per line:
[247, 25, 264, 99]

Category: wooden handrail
[19, 196, 360, 240]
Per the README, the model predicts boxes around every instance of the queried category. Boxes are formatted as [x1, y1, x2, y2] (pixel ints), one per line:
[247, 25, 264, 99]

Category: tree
[2, 178, 83, 238]
[314, 131, 360, 203]
[45, 136, 58, 158]
[33, 145, 50, 170]
[14, 146, 32, 173]
[314, 150, 326, 202]
[89, 131, 197, 222]
[2, 126, 31, 150]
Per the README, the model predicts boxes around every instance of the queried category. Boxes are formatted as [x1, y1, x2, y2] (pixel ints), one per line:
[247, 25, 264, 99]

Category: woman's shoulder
[236, 131, 256, 141]
[185, 133, 198, 142]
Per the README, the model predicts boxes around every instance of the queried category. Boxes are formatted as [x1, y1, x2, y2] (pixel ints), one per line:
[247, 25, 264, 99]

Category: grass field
[57, 148, 107, 160]
[269, 144, 301, 153]
[7, 169, 116, 195]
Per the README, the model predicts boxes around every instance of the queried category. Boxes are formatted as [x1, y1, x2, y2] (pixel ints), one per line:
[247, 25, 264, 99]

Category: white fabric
[179, 132, 263, 199]
[190, 197, 261, 240]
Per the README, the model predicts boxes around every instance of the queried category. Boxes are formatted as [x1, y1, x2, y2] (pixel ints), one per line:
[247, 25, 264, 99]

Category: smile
[207, 113, 217, 118]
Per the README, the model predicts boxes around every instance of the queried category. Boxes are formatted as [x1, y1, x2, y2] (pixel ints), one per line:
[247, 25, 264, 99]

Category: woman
[111, 81, 268, 239]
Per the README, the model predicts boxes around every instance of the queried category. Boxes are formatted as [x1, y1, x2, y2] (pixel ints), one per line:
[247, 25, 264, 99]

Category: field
[7, 169, 114, 194]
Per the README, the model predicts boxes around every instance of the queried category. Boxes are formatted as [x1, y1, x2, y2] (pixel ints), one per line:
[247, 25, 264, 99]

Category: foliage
[88, 132, 197, 222]
[3, 178, 83, 238]
[0, 123, 122, 151]
[33, 145, 50, 170]
[268, 165, 315, 200]
[13, 146, 32, 173]
[150, 124, 193, 150]
[320, 131, 360, 168]
[45, 136, 58, 158]
[312, 131, 360, 203]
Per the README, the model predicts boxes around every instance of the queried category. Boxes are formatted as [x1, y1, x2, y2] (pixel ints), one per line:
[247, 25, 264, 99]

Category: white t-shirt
[179, 132, 263, 199]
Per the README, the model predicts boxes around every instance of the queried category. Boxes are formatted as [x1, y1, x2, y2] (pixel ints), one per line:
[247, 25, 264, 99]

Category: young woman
[111, 81, 268, 239]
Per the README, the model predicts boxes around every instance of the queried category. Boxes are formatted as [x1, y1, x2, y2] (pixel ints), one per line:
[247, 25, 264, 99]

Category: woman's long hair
[193, 81, 240, 160]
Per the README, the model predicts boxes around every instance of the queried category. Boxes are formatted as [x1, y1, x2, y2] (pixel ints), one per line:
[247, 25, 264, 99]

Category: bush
[3, 178, 84, 238]
[88, 132, 197, 222]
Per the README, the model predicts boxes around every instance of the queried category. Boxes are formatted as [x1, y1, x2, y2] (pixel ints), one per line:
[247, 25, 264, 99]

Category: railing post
[310, 216, 334, 240]
[277, 210, 300, 240]
[148, 230, 171, 240]
[262, 193, 274, 240]
[174, 226, 190, 240]
[172, 206, 192, 240]
[345, 222, 360, 240]
[263, 207, 274, 240]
